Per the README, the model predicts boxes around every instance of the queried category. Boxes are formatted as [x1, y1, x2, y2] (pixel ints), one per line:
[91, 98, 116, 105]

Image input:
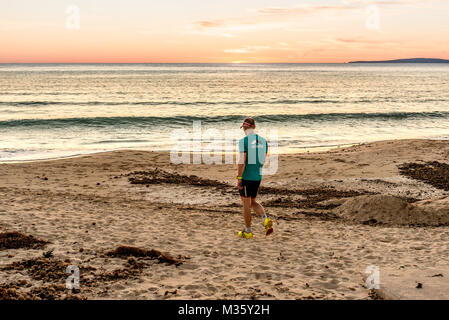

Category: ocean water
[1, 63, 448, 161]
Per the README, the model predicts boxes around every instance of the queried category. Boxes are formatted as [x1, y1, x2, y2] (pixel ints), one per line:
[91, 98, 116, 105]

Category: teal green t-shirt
[238, 134, 268, 181]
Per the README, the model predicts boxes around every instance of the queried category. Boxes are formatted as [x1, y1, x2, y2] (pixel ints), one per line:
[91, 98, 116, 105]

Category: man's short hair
[241, 117, 256, 128]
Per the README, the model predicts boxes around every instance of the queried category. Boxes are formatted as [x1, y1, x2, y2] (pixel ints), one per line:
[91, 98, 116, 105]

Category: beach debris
[2, 256, 96, 286]
[0, 244, 186, 300]
[0, 285, 30, 300]
[398, 161, 449, 191]
[127, 168, 371, 210]
[361, 178, 398, 186]
[42, 249, 54, 258]
[0, 258, 91, 300]
[95, 252, 185, 283]
[0, 283, 87, 300]
[0, 232, 49, 250]
[263, 195, 347, 209]
[247, 288, 274, 299]
[277, 252, 285, 261]
[431, 274, 443, 277]
[164, 289, 177, 296]
[127, 169, 355, 195]
[106, 245, 184, 265]
[29, 284, 73, 300]
[272, 210, 339, 222]
[362, 218, 378, 225]
[127, 169, 230, 191]
[4, 254, 150, 295]
[368, 289, 384, 300]
[416, 283, 423, 289]
[3, 257, 72, 282]
[0, 281, 87, 300]
[95, 257, 145, 282]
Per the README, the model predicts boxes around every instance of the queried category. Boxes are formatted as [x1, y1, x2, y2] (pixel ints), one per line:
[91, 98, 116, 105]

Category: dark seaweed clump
[0, 232, 49, 250]
[1, 256, 95, 283]
[127, 169, 371, 209]
[398, 161, 449, 191]
[0, 245, 186, 300]
[106, 246, 184, 266]
[127, 169, 230, 190]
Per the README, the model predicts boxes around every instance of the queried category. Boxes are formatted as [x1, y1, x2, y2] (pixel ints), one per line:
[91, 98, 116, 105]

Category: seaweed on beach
[368, 289, 385, 300]
[106, 246, 184, 266]
[29, 284, 84, 300]
[0, 287, 29, 300]
[260, 186, 367, 197]
[263, 196, 335, 209]
[96, 247, 186, 283]
[127, 168, 371, 209]
[0, 281, 31, 300]
[1, 256, 95, 283]
[127, 169, 230, 191]
[1, 245, 186, 300]
[3, 255, 146, 297]
[276, 211, 340, 222]
[95, 257, 145, 282]
[2, 257, 68, 282]
[398, 161, 449, 191]
[0, 232, 49, 250]
[0, 282, 87, 300]
[262, 188, 368, 209]
[0, 272, 88, 300]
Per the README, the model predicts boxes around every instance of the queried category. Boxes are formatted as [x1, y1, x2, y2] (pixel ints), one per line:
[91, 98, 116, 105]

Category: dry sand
[335, 195, 449, 226]
[0, 139, 448, 300]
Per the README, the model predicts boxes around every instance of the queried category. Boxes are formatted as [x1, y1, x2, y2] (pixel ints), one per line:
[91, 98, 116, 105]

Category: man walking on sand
[237, 117, 273, 238]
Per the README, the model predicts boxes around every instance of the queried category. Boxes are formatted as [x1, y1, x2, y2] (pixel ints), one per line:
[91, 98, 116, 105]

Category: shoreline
[0, 142, 361, 164]
[3, 137, 447, 164]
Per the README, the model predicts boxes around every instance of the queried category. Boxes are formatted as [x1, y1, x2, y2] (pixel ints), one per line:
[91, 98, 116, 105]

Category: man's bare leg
[252, 197, 273, 235]
[241, 196, 252, 229]
[251, 198, 265, 217]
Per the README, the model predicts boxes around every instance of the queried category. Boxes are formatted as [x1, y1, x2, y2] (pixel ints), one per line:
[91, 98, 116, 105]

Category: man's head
[240, 117, 256, 131]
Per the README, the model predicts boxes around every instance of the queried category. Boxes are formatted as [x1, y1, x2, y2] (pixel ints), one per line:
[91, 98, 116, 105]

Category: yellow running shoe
[238, 230, 253, 239]
[264, 218, 274, 236]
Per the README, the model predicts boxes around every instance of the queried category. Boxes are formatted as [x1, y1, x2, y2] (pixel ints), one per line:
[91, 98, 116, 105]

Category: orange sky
[1, 0, 448, 63]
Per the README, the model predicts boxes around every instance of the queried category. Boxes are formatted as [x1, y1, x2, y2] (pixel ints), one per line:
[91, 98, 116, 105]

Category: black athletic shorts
[239, 179, 261, 198]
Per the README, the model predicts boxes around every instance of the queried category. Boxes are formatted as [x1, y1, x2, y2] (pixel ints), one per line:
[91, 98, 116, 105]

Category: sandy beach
[1, 138, 449, 300]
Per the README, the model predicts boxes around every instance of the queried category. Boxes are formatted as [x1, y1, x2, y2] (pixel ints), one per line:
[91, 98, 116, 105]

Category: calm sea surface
[1, 63, 448, 161]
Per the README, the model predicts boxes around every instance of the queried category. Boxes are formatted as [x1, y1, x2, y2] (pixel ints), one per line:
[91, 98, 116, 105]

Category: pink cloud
[194, 20, 225, 28]
[256, 5, 354, 15]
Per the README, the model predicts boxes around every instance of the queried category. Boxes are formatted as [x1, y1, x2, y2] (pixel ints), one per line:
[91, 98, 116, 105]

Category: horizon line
[0, 57, 446, 65]
[0, 62, 351, 64]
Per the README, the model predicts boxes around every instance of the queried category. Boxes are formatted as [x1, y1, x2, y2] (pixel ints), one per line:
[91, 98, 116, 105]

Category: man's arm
[237, 152, 246, 189]
[263, 142, 269, 168]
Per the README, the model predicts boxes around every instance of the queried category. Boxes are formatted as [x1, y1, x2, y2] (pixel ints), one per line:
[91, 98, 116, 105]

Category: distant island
[349, 58, 449, 64]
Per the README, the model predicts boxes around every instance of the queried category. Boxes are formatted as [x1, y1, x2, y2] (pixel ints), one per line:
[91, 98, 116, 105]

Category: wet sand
[1, 139, 449, 300]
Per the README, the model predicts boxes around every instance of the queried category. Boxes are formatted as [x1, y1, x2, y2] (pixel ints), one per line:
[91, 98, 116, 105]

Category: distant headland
[348, 58, 449, 64]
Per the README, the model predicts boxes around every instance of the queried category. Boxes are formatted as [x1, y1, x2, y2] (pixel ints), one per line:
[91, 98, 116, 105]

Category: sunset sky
[1, 0, 448, 63]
